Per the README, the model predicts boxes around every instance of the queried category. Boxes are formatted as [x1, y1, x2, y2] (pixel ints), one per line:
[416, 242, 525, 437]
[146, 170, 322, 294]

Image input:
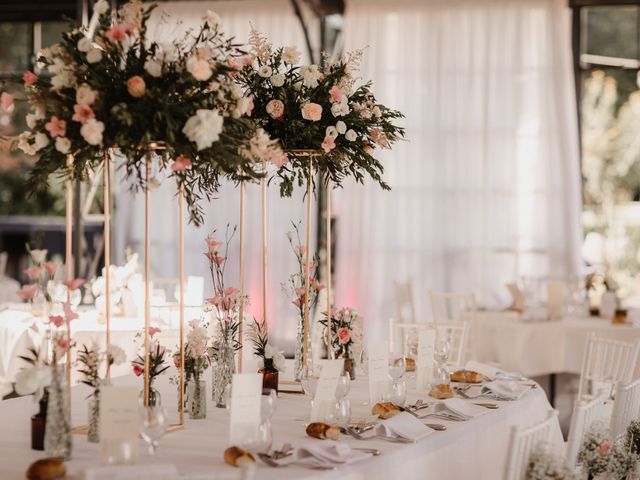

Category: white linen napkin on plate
[289, 440, 371, 465]
[483, 380, 530, 400]
[464, 360, 523, 380]
[375, 411, 434, 441]
[442, 398, 488, 419]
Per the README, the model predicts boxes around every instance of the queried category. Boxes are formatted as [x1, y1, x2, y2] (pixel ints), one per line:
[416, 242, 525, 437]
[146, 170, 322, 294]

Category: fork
[345, 426, 415, 443]
[257, 453, 336, 470]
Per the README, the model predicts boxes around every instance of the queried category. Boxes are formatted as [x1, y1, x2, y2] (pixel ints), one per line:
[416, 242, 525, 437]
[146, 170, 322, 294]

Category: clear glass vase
[139, 386, 162, 407]
[212, 339, 235, 408]
[87, 390, 100, 443]
[294, 320, 312, 381]
[188, 378, 206, 419]
[44, 364, 72, 460]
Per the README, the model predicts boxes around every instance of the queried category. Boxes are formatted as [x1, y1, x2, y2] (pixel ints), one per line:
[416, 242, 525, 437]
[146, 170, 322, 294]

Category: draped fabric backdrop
[114, 1, 318, 354]
[335, 0, 583, 340]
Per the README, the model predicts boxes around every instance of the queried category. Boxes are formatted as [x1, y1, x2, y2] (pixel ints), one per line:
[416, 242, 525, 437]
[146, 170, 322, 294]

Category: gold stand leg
[326, 180, 333, 359]
[175, 185, 185, 428]
[144, 158, 150, 407]
[104, 152, 111, 378]
[65, 155, 73, 401]
[261, 159, 268, 329]
[302, 159, 313, 370]
[238, 182, 245, 373]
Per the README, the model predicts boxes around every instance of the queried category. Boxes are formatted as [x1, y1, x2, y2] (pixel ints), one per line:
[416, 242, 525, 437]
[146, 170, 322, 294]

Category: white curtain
[114, 1, 318, 352]
[335, 0, 583, 340]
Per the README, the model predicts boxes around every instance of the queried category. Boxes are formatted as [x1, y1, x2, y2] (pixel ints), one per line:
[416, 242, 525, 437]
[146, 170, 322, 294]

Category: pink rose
[301, 103, 322, 122]
[149, 326, 161, 337]
[321, 135, 336, 153]
[18, 284, 38, 300]
[106, 23, 134, 43]
[188, 58, 213, 81]
[23, 71, 38, 87]
[127, 76, 145, 97]
[363, 145, 374, 155]
[64, 278, 84, 290]
[24, 266, 42, 280]
[329, 85, 344, 103]
[0, 92, 13, 111]
[43, 261, 58, 277]
[271, 151, 288, 168]
[337, 327, 351, 345]
[171, 155, 192, 173]
[371, 128, 389, 148]
[72, 104, 95, 124]
[132, 364, 143, 376]
[266, 99, 285, 119]
[599, 441, 610, 456]
[45, 116, 66, 138]
[48, 315, 64, 328]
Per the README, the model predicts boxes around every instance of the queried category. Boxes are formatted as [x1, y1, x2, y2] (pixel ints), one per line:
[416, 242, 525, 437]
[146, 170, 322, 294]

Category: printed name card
[368, 341, 389, 403]
[99, 386, 140, 465]
[416, 327, 436, 391]
[229, 373, 262, 445]
[310, 359, 345, 422]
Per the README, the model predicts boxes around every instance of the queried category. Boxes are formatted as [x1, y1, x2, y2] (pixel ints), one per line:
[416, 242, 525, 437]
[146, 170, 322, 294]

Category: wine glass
[359, 348, 369, 376]
[326, 398, 351, 427]
[139, 405, 167, 455]
[261, 389, 277, 423]
[388, 352, 406, 381]
[335, 372, 351, 400]
[390, 380, 407, 406]
[434, 336, 451, 386]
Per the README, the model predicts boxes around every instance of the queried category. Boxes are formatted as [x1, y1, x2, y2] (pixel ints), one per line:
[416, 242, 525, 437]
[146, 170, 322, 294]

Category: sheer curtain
[335, 0, 583, 340]
[114, 1, 317, 352]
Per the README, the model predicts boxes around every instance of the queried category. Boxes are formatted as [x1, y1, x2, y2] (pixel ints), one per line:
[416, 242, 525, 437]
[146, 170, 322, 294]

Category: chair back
[610, 378, 640, 441]
[429, 290, 476, 324]
[388, 319, 430, 355]
[504, 410, 558, 480]
[578, 332, 640, 399]
[436, 321, 469, 367]
[566, 389, 609, 468]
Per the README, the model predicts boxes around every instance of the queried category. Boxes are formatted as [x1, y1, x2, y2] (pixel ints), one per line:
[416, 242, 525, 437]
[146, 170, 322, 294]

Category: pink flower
[224, 287, 239, 296]
[171, 155, 192, 172]
[64, 278, 84, 290]
[63, 301, 79, 321]
[295, 287, 306, 297]
[205, 235, 222, 252]
[266, 99, 285, 119]
[18, 284, 38, 300]
[227, 58, 243, 71]
[301, 103, 322, 122]
[271, 152, 288, 168]
[132, 364, 143, 376]
[0, 92, 13, 111]
[45, 116, 66, 138]
[363, 145, 374, 155]
[48, 315, 64, 328]
[126, 76, 145, 97]
[212, 253, 226, 265]
[292, 298, 302, 308]
[321, 136, 336, 153]
[24, 266, 42, 280]
[43, 261, 58, 277]
[337, 327, 351, 345]
[599, 441, 610, 456]
[23, 71, 38, 87]
[312, 278, 325, 291]
[329, 85, 344, 103]
[56, 335, 72, 353]
[243, 55, 255, 66]
[149, 326, 161, 337]
[72, 104, 95, 124]
[106, 23, 133, 43]
[371, 128, 389, 148]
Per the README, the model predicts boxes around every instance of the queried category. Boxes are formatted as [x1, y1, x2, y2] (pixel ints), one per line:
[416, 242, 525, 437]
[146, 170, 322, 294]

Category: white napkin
[483, 380, 530, 400]
[375, 411, 434, 441]
[289, 440, 371, 465]
[442, 398, 488, 419]
[464, 360, 523, 381]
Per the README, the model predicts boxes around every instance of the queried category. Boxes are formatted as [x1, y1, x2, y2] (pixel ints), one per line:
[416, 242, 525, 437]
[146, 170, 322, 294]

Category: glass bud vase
[343, 356, 356, 380]
[31, 391, 48, 451]
[294, 320, 312, 381]
[260, 358, 279, 395]
[44, 364, 72, 460]
[139, 386, 162, 407]
[87, 389, 100, 443]
[188, 377, 206, 419]
[212, 339, 235, 408]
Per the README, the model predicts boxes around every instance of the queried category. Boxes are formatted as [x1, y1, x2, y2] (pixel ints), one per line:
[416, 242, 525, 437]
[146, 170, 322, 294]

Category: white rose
[108, 344, 126, 366]
[17, 133, 36, 155]
[270, 74, 285, 87]
[26, 113, 39, 129]
[331, 100, 351, 117]
[30, 249, 48, 263]
[77, 37, 92, 53]
[336, 121, 347, 134]
[282, 46, 301, 65]
[326, 126, 338, 138]
[273, 351, 286, 372]
[76, 83, 97, 106]
[34, 132, 49, 151]
[258, 65, 273, 78]
[345, 129, 357, 141]
[93, 0, 109, 15]
[86, 48, 102, 64]
[372, 106, 382, 118]
[300, 65, 322, 88]
[144, 58, 162, 78]
[80, 118, 105, 145]
[182, 109, 223, 151]
[55, 137, 71, 154]
[204, 10, 221, 26]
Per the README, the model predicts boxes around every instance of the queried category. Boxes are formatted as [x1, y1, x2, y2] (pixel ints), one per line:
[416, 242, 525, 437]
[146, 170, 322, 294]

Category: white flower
[26, 110, 43, 129]
[80, 118, 105, 145]
[77, 37, 92, 53]
[108, 344, 126, 366]
[182, 109, 223, 151]
[204, 10, 221, 26]
[270, 74, 285, 87]
[76, 83, 97, 107]
[301, 65, 322, 88]
[264, 343, 286, 372]
[230, 84, 243, 100]
[34, 132, 49, 151]
[331, 100, 350, 117]
[30, 249, 48, 263]
[336, 121, 347, 134]
[258, 65, 273, 78]
[15, 365, 51, 402]
[372, 106, 382, 118]
[326, 126, 338, 138]
[86, 48, 102, 64]
[187, 56, 212, 82]
[144, 58, 162, 78]
[93, 0, 109, 15]
[345, 129, 357, 141]
[50, 66, 75, 91]
[55, 137, 71, 154]
[282, 46, 301, 65]
[17, 133, 36, 155]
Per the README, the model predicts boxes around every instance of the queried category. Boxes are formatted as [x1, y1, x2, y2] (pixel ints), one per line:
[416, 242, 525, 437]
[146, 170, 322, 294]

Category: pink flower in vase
[45, 116, 66, 138]
[56, 335, 72, 353]
[48, 315, 64, 328]
[0, 92, 14, 111]
[337, 327, 351, 345]
[24, 266, 42, 280]
[132, 364, 143, 376]
[311, 278, 325, 291]
[329, 85, 344, 103]
[43, 261, 58, 277]
[72, 104, 95, 124]
[599, 441, 611, 456]
[23, 71, 38, 87]
[205, 235, 223, 252]
[149, 326, 161, 338]
[171, 155, 192, 173]
[64, 278, 84, 290]
[106, 23, 134, 43]
[292, 297, 303, 308]
[18, 284, 38, 301]
[321, 136, 336, 153]
[212, 253, 226, 266]
[293, 245, 306, 257]
[63, 301, 79, 321]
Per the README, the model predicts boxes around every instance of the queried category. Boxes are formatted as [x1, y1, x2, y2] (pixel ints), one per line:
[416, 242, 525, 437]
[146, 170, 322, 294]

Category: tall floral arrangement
[237, 28, 405, 197]
[320, 307, 362, 360]
[180, 319, 211, 383]
[131, 327, 169, 405]
[15, 1, 264, 224]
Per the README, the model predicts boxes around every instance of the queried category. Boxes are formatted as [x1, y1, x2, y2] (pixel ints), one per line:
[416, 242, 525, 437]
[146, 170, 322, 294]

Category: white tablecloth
[472, 311, 640, 377]
[0, 372, 562, 479]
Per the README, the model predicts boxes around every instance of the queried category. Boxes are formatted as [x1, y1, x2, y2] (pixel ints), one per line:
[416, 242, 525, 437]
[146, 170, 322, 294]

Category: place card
[99, 386, 139, 465]
[310, 359, 344, 421]
[229, 373, 262, 445]
[416, 327, 436, 391]
[368, 341, 389, 403]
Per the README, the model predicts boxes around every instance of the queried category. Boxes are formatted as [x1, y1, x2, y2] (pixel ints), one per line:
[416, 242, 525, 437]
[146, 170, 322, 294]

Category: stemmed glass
[388, 352, 406, 381]
[434, 335, 451, 386]
[139, 405, 168, 455]
[336, 371, 351, 399]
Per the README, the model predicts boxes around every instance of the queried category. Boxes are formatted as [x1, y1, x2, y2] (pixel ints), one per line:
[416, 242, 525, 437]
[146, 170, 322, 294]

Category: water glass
[390, 380, 407, 406]
[388, 353, 406, 381]
[139, 406, 167, 455]
[335, 372, 351, 400]
[326, 398, 351, 427]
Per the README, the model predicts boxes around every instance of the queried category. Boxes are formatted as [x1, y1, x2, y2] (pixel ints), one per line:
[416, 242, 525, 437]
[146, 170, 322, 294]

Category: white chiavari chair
[388, 319, 429, 355]
[577, 333, 640, 399]
[610, 378, 640, 441]
[394, 281, 416, 324]
[503, 410, 558, 480]
[436, 322, 470, 367]
[429, 290, 477, 324]
[565, 389, 609, 469]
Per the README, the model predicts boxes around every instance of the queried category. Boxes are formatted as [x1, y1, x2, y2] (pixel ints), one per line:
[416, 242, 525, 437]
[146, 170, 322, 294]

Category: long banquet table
[0, 372, 562, 480]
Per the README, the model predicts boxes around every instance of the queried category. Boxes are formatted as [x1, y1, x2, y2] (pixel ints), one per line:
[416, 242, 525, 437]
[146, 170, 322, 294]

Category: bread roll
[25, 458, 66, 480]
[371, 402, 401, 419]
[429, 383, 454, 399]
[450, 369, 483, 384]
[306, 422, 340, 440]
[405, 357, 416, 372]
[224, 446, 255, 467]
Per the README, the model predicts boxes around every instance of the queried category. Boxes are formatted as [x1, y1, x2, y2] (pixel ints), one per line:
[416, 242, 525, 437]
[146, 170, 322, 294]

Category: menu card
[416, 327, 436, 391]
[229, 373, 262, 445]
[310, 359, 344, 422]
[368, 341, 389, 403]
[99, 386, 139, 464]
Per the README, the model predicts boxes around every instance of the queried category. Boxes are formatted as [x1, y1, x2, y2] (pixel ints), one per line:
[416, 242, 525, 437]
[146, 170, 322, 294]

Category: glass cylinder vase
[294, 320, 312, 381]
[44, 364, 72, 460]
[212, 339, 235, 408]
[87, 390, 100, 443]
[188, 377, 206, 419]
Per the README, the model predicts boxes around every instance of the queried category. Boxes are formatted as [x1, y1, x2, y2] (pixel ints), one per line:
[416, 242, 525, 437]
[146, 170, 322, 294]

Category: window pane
[584, 6, 639, 60]
[0, 22, 30, 74]
[41, 21, 67, 49]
